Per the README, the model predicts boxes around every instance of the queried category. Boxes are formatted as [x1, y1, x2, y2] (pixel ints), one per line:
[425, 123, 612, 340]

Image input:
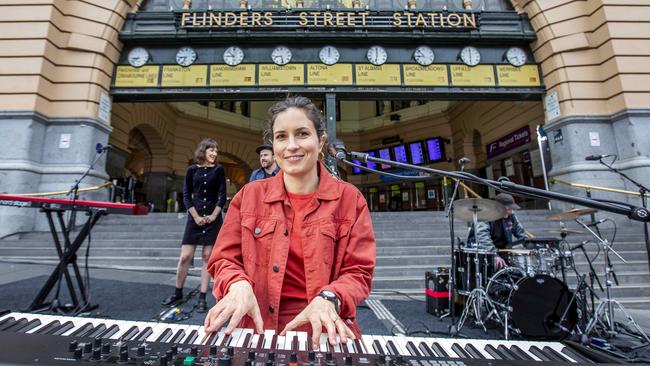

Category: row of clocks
[127, 45, 528, 68]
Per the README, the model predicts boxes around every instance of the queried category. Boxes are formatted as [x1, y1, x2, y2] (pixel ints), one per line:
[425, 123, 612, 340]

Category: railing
[8, 181, 113, 197]
[550, 177, 650, 198]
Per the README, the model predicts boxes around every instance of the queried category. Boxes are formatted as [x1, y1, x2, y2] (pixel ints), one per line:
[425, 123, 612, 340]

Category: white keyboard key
[262, 329, 275, 349]
[360, 334, 376, 355]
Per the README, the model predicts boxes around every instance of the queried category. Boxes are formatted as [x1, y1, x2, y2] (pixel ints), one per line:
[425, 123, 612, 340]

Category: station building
[1, 0, 649, 236]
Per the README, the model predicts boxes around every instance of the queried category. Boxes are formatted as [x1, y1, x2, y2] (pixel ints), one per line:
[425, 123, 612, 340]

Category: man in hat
[249, 143, 280, 182]
[467, 193, 527, 268]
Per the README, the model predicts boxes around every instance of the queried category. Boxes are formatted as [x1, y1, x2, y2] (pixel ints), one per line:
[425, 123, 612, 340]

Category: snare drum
[501, 249, 539, 275]
[453, 248, 497, 295]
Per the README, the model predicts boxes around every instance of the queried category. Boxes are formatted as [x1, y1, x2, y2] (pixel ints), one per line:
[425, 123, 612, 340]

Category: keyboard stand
[27, 207, 104, 314]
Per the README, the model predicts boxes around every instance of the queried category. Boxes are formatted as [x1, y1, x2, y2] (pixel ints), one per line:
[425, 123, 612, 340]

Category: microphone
[586, 218, 607, 227]
[585, 154, 612, 161]
[95, 143, 112, 154]
[458, 157, 470, 165]
[331, 140, 348, 161]
[569, 241, 588, 251]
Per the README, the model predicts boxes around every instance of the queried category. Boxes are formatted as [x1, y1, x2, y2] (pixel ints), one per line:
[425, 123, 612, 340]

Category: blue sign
[486, 126, 531, 159]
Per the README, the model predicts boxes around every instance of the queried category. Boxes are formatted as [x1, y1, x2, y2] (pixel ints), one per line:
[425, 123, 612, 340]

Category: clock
[271, 46, 292, 66]
[414, 46, 435, 66]
[319, 46, 340, 66]
[367, 45, 388, 66]
[223, 46, 244, 66]
[175, 46, 197, 67]
[459, 46, 481, 66]
[505, 47, 527, 67]
[127, 47, 149, 68]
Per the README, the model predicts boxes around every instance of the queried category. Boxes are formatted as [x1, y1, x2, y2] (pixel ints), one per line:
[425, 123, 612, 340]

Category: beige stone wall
[0, 0, 138, 117]
[514, 0, 650, 117]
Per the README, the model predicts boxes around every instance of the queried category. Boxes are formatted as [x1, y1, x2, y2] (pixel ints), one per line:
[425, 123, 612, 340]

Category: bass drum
[487, 268, 577, 339]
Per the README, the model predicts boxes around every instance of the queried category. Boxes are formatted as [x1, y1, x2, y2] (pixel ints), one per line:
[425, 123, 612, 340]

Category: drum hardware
[455, 199, 506, 334]
[577, 218, 650, 346]
[546, 208, 598, 222]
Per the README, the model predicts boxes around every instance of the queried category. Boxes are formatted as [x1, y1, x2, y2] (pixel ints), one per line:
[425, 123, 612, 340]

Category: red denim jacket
[207, 162, 376, 335]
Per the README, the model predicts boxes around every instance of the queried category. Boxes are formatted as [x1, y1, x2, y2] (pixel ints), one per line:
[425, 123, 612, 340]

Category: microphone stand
[439, 159, 467, 335]
[65, 146, 109, 233]
[597, 156, 650, 271]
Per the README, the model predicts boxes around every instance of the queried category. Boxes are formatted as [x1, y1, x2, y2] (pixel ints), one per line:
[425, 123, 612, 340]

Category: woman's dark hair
[194, 138, 218, 164]
[266, 96, 327, 143]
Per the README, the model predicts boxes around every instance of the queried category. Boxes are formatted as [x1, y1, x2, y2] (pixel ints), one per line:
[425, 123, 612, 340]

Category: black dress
[181, 164, 227, 246]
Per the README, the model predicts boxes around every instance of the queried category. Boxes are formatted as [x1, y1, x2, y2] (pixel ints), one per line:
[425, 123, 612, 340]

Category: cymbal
[546, 208, 598, 221]
[454, 198, 506, 222]
[543, 228, 584, 235]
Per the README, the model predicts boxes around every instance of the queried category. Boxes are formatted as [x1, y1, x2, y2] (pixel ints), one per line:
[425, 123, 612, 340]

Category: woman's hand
[280, 296, 355, 349]
[204, 280, 264, 335]
[193, 215, 206, 226]
[495, 256, 507, 268]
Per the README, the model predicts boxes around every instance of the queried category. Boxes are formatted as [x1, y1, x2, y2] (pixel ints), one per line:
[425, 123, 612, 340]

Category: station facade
[1, 0, 649, 237]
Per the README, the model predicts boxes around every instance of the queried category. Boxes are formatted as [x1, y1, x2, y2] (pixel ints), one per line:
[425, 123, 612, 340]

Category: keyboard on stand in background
[0, 312, 621, 365]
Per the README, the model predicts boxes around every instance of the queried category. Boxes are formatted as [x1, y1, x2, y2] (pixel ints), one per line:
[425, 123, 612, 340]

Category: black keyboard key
[35, 320, 60, 334]
[16, 319, 41, 333]
[254, 334, 264, 349]
[496, 345, 518, 360]
[184, 329, 198, 344]
[417, 342, 434, 357]
[156, 328, 173, 343]
[385, 340, 400, 356]
[561, 345, 592, 363]
[97, 324, 119, 339]
[51, 321, 74, 336]
[121, 326, 139, 341]
[406, 341, 421, 357]
[135, 327, 153, 342]
[464, 344, 485, 359]
[542, 346, 570, 362]
[354, 339, 366, 354]
[431, 342, 449, 358]
[372, 340, 385, 356]
[268, 335, 277, 349]
[4, 318, 27, 332]
[87, 324, 107, 339]
[484, 344, 503, 360]
[451, 343, 469, 358]
[70, 322, 93, 337]
[0, 317, 16, 330]
[170, 329, 185, 343]
[510, 345, 534, 361]
[204, 331, 217, 346]
[528, 346, 552, 362]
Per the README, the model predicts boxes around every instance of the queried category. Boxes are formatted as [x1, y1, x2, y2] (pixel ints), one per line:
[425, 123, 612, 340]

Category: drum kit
[448, 199, 650, 347]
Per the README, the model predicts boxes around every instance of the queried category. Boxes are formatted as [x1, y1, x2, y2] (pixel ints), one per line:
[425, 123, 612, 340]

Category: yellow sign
[307, 64, 353, 85]
[450, 65, 495, 86]
[161, 65, 208, 87]
[114, 66, 159, 87]
[258, 64, 305, 86]
[210, 65, 256, 86]
[496, 65, 541, 87]
[403, 65, 448, 86]
[355, 64, 401, 85]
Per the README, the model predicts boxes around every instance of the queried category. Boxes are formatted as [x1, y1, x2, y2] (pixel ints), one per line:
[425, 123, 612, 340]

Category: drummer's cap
[255, 143, 274, 155]
[494, 193, 520, 210]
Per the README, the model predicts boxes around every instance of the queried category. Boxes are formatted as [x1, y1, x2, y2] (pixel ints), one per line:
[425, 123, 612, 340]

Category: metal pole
[536, 125, 552, 210]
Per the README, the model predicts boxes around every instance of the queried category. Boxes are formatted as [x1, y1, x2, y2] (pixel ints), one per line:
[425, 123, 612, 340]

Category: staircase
[1, 210, 649, 308]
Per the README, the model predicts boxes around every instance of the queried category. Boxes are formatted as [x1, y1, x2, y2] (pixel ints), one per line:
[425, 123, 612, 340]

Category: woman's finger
[324, 317, 338, 346]
[310, 318, 322, 350]
[249, 303, 265, 334]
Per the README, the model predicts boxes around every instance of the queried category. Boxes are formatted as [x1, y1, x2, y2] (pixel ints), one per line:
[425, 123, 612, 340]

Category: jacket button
[272, 264, 279, 272]
[254, 227, 261, 235]
[268, 305, 275, 313]
[283, 229, 288, 236]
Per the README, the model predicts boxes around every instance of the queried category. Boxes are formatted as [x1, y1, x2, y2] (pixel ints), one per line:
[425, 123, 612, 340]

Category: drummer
[467, 193, 528, 268]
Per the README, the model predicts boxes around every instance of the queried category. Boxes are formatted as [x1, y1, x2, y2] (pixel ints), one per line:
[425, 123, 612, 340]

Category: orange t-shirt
[278, 191, 316, 331]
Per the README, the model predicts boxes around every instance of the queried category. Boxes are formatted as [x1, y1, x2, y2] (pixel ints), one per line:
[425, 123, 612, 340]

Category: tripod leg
[611, 300, 650, 344]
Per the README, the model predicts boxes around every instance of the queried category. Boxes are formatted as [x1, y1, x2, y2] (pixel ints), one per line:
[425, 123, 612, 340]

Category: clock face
[414, 46, 435, 66]
[459, 46, 481, 66]
[175, 46, 197, 67]
[223, 46, 244, 66]
[127, 47, 149, 68]
[271, 46, 292, 66]
[367, 45, 388, 66]
[505, 47, 527, 67]
[319, 46, 340, 66]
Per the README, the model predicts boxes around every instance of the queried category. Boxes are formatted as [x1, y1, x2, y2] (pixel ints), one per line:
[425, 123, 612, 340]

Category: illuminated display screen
[378, 148, 391, 169]
[366, 151, 378, 170]
[352, 159, 363, 174]
[426, 137, 445, 162]
[392, 144, 408, 163]
[409, 141, 425, 165]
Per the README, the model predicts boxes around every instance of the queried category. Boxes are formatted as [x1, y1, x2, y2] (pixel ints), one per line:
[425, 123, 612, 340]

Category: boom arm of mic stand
[347, 151, 650, 222]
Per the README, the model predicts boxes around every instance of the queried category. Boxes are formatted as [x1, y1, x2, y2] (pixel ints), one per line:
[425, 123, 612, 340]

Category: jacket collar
[263, 161, 340, 203]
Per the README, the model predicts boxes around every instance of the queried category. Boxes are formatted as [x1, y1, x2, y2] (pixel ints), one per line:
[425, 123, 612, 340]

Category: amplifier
[425, 268, 450, 316]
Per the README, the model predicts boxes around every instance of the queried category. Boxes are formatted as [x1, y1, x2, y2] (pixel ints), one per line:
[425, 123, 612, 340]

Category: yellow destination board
[114, 66, 159, 87]
[210, 65, 256, 86]
[307, 64, 353, 85]
[496, 65, 541, 87]
[450, 65, 495, 86]
[355, 64, 401, 86]
[403, 65, 448, 86]
[161, 65, 208, 87]
[258, 64, 305, 86]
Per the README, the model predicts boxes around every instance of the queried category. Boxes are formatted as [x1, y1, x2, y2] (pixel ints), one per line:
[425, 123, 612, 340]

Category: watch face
[460, 46, 481, 66]
[414, 46, 435, 66]
[271, 46, 292, 66]
[319, 46, 340, 66]
[127, 47, 149, 68]
[175, 46, 197, 67]
[505, 47, 527, 67]
[223, 46, 244, 66]
[367, 45, 388, 66]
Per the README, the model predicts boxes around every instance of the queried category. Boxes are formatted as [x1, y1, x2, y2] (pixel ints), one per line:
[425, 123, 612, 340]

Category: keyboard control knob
[118, 350, 129, 363]
[290, 352, 298, 363]
[248, 351, 256, 360]
[68, 340, 78, 352]
[308, 351, 316, 362]
[244, 360, 252, 366]
[166, 349, 174, 360]
[210, 345, 218, 356]
[159, 355, 168, 366]
[137, 345, 146, 357]
[217, 355, 232, 366]
[101, 342, 111, 355]
[326, 352, 334, 361]
[171, 345, 178, 355]
[268, 351, 275, 361]
[93, 337, 102, 349]
[190, 346, 198, 356]
[83, 342, 93, 354]
[119, 343, 128, 354]
[227, 346, 234, 357]
[345, 356, 353, 366]
[395, 355, 404, 365]
[73, 347, 83, 360]
[91, 348, 101, 361]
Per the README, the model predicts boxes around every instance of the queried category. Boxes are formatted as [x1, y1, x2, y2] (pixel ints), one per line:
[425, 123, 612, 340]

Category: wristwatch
[318, 290, 340, 314]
